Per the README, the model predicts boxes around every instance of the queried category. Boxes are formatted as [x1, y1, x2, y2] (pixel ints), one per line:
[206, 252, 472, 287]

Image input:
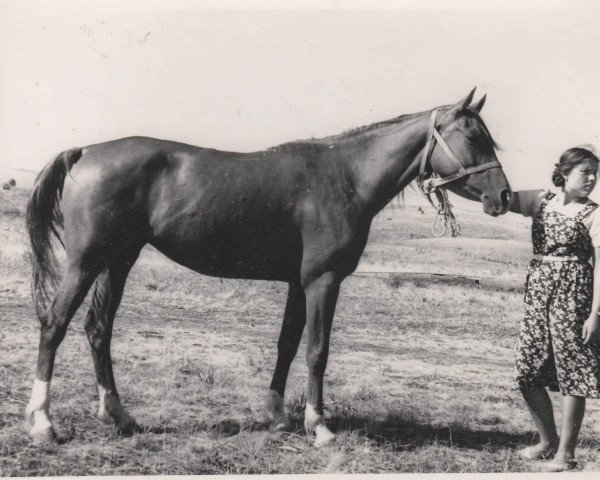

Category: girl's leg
[520, 387, 559, 457]
[554, 395, 585, 462]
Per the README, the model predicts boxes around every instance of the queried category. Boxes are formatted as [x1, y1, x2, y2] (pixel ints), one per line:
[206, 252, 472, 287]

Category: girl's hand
[582, 314, 600, 345]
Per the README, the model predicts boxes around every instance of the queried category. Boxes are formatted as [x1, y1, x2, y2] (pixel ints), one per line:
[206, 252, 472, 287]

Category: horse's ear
[446, 88, 476, 117]
[458, 88, 476, 111]
[471, 94, 486, 113]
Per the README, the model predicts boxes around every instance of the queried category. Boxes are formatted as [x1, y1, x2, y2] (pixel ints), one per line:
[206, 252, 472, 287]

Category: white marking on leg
[304, 403, 321, 431]
[29, 410, 53, 435]
[26, 379, 53, 436]
[304, 403, 336, 447]
[97, 385, 112, 423]
[266, 390, 290, 431]
[97, 384, 135, 429]
[27, 379, 50, 413]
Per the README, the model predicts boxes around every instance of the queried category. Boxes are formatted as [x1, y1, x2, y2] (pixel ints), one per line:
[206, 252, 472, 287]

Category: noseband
[417, 109, 503, 237]
[418, 109, 502, 194]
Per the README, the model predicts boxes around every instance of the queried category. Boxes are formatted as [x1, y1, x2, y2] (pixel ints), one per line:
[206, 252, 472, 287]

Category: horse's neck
[351, 113, 430, 214]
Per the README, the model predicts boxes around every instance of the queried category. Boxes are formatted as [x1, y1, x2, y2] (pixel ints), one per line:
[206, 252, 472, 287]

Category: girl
[510, 147, 600, 471]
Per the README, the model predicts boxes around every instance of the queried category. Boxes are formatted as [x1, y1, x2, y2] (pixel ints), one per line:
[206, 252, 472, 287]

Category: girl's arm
[508, 189, 548, 217]
[507, 191, 524, 214]
[583, 247, 600, 345]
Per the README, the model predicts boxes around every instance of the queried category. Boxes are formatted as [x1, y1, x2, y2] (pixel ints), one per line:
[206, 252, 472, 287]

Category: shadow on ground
[173, 413, 552, 451]
[281, 412, 538, 452]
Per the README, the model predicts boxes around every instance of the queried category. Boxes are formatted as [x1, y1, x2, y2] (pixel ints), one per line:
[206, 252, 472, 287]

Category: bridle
[418, 109, 502, 194]
[416, 109, 503, 236]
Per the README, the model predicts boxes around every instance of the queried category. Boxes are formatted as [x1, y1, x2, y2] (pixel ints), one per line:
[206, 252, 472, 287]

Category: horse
[25, 89, 512, 446]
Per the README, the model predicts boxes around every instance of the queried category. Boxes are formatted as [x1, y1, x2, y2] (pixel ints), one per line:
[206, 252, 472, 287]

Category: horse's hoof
[313, 425, 336, 448]
[270, 417, 291, 432]
[98, 410, 113, 425]
[314, 433, 336, 447]
[116, 419, 142, 436]
[30, 427, 57, 445]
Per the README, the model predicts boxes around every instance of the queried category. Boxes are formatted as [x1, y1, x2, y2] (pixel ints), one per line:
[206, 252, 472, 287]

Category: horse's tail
[26, 148, 83, 314]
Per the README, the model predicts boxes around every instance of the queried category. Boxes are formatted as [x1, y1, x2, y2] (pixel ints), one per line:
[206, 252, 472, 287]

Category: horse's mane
[269, 106, 499, 152]
[268, 110, 430, 151]
[317, 111, 428, 141]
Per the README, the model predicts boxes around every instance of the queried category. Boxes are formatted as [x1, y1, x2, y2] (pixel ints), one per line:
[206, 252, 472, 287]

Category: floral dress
[514, 192, 600, 397]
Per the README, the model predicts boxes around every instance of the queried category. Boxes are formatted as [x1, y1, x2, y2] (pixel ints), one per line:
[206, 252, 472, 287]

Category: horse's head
[425, 89, 512, 216]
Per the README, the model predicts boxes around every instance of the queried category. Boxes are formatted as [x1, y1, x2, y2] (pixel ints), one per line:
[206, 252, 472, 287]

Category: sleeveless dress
[514, 192, 600, 398]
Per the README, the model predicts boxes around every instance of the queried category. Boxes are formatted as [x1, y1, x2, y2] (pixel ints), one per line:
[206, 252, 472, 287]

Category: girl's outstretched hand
[582, 314, 600, 345]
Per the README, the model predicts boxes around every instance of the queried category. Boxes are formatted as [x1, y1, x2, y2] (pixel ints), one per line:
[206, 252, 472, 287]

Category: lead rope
[419, 183, 461, 238]
[433, 190, 460, 237]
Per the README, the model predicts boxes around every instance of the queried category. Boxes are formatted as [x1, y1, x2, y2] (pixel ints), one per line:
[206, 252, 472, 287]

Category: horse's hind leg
[26, 262, 99, 444]
[84, 249, 141, 434]
[267, 281, 306, 431]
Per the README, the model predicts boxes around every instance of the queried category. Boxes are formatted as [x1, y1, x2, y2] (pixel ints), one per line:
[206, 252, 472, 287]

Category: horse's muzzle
[482, 188, 512, 216]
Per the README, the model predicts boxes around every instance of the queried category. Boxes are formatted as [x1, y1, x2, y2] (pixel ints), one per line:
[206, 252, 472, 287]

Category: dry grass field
[1, 187, 600, 475]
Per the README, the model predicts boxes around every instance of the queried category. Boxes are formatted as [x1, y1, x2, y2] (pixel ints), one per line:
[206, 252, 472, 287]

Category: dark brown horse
[25, 89, 512, 446]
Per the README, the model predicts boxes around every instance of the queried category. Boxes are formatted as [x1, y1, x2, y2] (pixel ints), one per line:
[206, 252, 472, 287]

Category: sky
[1, 0, 600, 200]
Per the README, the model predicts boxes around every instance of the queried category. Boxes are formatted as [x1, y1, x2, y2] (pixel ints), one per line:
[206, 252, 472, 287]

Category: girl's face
[564, 158, 599, 198]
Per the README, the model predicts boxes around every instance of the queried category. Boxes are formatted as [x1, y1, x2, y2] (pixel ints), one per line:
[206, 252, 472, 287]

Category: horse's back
[62, 136, 310, 280]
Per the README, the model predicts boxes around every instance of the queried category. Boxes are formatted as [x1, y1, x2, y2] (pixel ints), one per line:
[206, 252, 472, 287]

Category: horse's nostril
[501, 189, 512, 208]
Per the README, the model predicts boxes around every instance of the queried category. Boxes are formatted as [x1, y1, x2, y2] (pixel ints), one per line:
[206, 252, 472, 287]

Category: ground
[1, 187, 599, 475]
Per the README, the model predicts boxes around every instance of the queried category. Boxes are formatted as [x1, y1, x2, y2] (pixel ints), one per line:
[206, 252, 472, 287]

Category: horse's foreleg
[26, 264, 98, 444]
[303, 272, 340, 447]
[84, 254, 139, 434]
[267, 281, 306, 431]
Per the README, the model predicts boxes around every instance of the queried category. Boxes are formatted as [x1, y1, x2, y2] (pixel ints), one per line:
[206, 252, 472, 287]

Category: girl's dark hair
[552, 147, 600, 187]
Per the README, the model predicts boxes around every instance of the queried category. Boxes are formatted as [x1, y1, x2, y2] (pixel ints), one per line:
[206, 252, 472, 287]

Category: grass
[1, 187, 600, 475]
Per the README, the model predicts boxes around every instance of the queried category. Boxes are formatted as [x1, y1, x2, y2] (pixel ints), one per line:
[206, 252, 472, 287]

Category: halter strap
[418, 110, 438, 184]
[416, 108, 504, 238]
[418, 109, 502, 194]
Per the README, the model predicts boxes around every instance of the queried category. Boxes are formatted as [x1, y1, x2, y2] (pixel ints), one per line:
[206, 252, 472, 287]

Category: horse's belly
[149, 225, 302, 281]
